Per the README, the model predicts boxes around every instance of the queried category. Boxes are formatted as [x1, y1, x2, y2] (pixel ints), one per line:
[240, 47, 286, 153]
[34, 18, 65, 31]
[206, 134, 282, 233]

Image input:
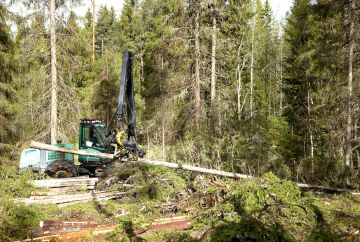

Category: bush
[0, 199, 42, 240]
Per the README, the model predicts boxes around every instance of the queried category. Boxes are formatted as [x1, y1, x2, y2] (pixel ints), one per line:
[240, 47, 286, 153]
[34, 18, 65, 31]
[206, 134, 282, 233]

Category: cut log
[30, 141, 114, 160]
[32, 186, 95, 196]
[32, 177, 98, 188]
[138, 158, 255, 179]
[296, 183, 360, 195]
[21, 225, 117, 242]
[16, 191, 125, 205]
[24, 217, 191, 241]
[136, 216, 191, 236]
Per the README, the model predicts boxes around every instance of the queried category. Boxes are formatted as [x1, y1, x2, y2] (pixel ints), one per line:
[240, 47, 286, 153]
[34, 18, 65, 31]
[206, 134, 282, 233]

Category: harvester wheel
[46, 159, 78, 178]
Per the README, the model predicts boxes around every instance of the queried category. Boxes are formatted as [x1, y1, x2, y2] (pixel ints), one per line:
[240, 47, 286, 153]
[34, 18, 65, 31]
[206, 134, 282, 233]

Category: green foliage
[230, 172, 302, 215]
[115, 163, 187, 202]
[0, 2, 19, 162]
[0, 166, 40, 240]
[0, 166, 35, 198]
[144, 231, 199, 242]
[2, 1, 360, 239]
[227, 172, 317, 238]
[210, 219, 294, 242]
[306, 225, 341, 242]
[0, 199, 42, 240]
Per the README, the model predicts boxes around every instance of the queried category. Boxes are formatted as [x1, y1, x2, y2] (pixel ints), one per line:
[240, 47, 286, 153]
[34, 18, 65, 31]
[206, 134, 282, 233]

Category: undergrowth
[0, 163, 359, 241]
[0, 166, 40, 241]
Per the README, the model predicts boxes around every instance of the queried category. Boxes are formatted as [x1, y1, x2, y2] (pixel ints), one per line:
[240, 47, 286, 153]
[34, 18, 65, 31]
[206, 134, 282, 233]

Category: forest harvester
[19, 51, 145, 178]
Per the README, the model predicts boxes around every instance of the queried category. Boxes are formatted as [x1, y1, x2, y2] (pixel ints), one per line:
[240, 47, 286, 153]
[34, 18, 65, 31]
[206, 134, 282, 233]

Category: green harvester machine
[19, 51, 144, 177]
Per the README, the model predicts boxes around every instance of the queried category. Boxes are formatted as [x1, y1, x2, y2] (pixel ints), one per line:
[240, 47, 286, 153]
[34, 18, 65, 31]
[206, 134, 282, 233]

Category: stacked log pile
[16, 177, 125, 205]
[16, 191, 125, 205]
[32, 176, 98, 193]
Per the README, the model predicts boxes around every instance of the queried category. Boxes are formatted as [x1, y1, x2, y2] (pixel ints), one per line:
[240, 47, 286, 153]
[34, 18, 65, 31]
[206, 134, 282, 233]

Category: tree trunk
[345, 0, 355, 167]
[237, 56, 246, 121]
[30, 141, 115, 160]
[92, 0, 95, 62]
[101, 39, 104, 56]
[210, 14, 217, 136]
[250, 22, 255, 119]
[279, 41, 283, 113]
[194, 0, 201, 162]
[161, 55, 166, 160]
[307, 89, 314, 173]
[50, 0, 57, 144]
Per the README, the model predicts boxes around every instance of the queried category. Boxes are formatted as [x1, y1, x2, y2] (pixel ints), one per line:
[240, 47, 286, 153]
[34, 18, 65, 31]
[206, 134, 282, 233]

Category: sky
[268, 0, 293, 20]
[74, 0, 124, 17]
[74, 0, 293, 20]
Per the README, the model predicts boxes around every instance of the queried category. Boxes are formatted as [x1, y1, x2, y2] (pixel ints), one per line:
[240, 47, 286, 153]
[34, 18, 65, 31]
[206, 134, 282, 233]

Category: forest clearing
[0, 0, 360, 241]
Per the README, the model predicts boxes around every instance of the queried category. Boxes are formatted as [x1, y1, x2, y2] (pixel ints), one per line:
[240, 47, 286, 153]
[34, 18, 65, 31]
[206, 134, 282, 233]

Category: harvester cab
[19, 51, 144, 178]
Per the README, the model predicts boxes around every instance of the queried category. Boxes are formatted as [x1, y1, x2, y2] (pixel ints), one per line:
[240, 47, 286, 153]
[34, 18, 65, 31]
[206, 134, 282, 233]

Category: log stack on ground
[30, 176, 98, 196]
[22, 216, 192, 242]
[33, 176, 98, 188]
[16, 177, 125, 205]
[20, 220, 117, 242]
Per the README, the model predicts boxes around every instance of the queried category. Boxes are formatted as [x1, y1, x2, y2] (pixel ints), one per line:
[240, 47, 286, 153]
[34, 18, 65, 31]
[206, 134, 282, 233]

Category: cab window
[82, 126, 104, 149]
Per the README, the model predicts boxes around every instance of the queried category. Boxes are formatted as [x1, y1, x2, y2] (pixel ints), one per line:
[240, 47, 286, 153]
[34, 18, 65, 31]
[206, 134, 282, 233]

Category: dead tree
[50, 0, 58, 144]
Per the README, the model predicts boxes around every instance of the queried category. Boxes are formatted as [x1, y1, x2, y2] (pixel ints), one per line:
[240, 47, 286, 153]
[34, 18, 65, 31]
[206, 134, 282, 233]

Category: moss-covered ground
[0, 164, 359, 241]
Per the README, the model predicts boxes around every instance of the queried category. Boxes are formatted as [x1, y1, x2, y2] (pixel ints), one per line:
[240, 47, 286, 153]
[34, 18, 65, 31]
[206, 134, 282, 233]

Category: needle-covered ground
[0, 164, 359, 241]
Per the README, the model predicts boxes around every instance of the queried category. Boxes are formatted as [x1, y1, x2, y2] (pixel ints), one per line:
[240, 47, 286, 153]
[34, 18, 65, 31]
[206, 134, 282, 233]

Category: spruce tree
[283, 0, 313, 172]
[0, 2, 18, 164]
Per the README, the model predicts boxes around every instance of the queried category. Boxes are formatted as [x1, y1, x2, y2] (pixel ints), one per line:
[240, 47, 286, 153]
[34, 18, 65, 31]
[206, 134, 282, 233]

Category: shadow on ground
[209, 218, 294, 242]
[207, 206, 343, 242]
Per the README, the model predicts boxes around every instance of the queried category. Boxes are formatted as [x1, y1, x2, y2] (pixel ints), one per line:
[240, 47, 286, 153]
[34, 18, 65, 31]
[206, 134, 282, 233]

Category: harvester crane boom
[115, 51, 136, 140]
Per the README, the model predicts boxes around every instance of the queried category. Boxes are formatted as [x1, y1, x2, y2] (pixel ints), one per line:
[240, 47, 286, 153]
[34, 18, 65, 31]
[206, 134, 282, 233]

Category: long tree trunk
[345, 0, 355, 167]
[50, 0, 57, 144]
[161, 54, 166, 160]
[250, 26, 255, 119]
[92, 0, 95, 62]
[194, 0, 201, 162]
[307, 89, 314, 173]
[210, 14, 217, 136]
[279, 42, 283, 113]
[237, 55, 246, 121]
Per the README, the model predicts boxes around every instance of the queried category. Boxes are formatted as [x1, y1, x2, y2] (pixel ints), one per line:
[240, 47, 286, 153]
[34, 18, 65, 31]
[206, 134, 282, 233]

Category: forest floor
[1, 163, 360, 241]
